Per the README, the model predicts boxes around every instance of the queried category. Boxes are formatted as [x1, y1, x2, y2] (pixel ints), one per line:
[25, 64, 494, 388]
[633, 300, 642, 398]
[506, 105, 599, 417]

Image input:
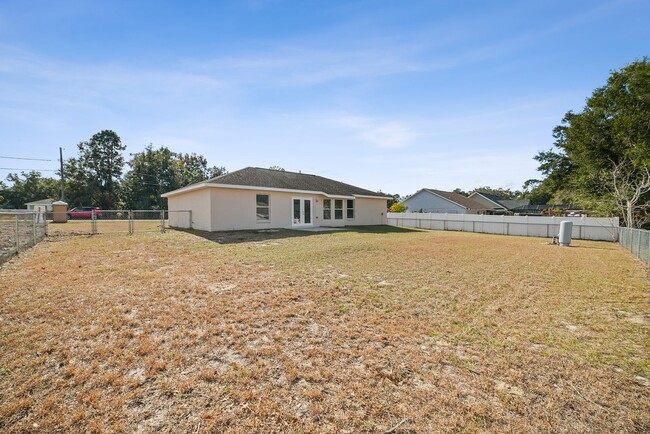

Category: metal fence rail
[619, 227, 650, 266]
[49, 210, 191, 235]
[0, 211, 48, 263]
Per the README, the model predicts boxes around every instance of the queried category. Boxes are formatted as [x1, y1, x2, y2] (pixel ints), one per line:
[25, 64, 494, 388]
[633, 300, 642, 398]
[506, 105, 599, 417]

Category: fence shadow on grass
[568, 243, 619, 251]
[176, 224, 420, 245]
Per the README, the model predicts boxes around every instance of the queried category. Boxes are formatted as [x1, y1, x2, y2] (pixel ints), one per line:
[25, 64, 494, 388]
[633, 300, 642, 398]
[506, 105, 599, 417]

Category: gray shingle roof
[499, 199, 530, 210]
[205, 167, 387, 198]
[25, 198, 54, 206]
[473, 191, 531, 211]
[424, 189, 487, 210]
[474, 191, 503, 203]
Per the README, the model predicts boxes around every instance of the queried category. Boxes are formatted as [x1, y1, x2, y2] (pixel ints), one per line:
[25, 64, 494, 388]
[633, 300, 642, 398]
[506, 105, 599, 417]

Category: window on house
[323, 199, 331, 220]
[256, 194, 270, 220]
[347, 199, 354, 219]
[334, 199, 343, 220]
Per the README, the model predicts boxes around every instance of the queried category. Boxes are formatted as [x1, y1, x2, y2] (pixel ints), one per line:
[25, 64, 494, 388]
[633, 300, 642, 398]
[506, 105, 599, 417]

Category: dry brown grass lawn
[1, 226, 648, 433]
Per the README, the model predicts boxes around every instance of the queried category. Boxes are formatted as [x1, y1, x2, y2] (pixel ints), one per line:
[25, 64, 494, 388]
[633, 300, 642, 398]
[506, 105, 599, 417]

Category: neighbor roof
[474, 191, 503, 203]
[25, 198, 54, 206]
[422, 189, 487, 210]
[499, 199, 530, 210]
[163, 167, 389, 198]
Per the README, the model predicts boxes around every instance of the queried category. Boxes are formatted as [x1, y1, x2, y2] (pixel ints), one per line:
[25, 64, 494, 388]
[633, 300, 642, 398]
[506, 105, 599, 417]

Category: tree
[535, 58, 650, 227]
[453, 188, 469, 197]
[177, 153, 225, 186]
[121, 145, 178, 209]
[388, 202, 407, 213]
[0, 171, 59, 209]
[608, 159, 650, 227]
[121, 145, 227, 209]
[520, 179, 553, 205]
[471, 186, 522, 200]
[67, 130, 126, 209]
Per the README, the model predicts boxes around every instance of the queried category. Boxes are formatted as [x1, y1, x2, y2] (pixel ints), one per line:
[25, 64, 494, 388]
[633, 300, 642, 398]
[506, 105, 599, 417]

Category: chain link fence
[0, 211, 48, 263]
[0, 209, 192, 263]
[49, 210, 191, 235]
[619, 227, 650, 266]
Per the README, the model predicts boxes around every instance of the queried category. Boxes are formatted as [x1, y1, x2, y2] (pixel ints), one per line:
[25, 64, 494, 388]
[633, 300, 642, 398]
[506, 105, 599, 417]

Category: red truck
[67, 207, 102, 219]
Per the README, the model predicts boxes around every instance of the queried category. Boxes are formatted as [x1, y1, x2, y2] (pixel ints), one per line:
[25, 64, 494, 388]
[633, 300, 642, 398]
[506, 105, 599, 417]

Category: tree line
[0, 131, 225, 210]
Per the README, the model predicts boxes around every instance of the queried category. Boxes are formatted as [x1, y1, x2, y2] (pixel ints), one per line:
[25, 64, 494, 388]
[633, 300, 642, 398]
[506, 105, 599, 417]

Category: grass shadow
[174, 224, 420, 244]
[340, 225, 422, 234]
[568, 243, 619, 251]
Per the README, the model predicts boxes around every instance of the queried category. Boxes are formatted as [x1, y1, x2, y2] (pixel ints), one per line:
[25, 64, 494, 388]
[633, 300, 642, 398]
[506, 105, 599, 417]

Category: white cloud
[327, 115, 418, 149]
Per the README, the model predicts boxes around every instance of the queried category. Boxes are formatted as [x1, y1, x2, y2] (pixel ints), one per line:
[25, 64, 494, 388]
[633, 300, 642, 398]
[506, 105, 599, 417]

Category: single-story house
[403, 189, 487, 214]
[161, 167, 390, 231]
[468, 191, 528, 214]
[25, 198, 54, 212]
[468, 191, 580, 216]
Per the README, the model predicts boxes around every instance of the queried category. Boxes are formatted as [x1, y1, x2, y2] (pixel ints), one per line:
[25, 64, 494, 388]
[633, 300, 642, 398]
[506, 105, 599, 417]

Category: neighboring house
[468, 191, 579, 215]
[25, 198, 54, 212]
[403, 189, 487, 214]
[468, 191, 506, 213]
[161, 167, 390, 231]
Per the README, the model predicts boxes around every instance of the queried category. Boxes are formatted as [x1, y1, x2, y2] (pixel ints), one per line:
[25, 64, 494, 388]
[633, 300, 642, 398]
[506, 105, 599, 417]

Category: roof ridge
[179, 166, 386, 198]
[420, 188, 487, 210]
[249, 167, 317, 176]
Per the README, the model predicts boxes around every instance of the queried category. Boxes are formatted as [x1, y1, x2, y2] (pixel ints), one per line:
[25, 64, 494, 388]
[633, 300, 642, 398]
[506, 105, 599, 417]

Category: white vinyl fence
[387, 212, 619, 242]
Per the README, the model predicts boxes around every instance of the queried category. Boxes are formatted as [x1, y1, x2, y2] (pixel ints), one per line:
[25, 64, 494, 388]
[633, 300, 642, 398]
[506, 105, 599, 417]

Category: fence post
[128, 210, 133, 234]
[160, 210, 166, 233]
[15, 215, 19, 248]
[525, 215, 528, 237]
[32, 214, 36, 245]
[637, 229, 642, 259]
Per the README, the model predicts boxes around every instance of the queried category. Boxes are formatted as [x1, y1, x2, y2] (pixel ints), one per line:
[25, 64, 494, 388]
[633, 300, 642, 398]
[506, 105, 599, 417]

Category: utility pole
[59, 147, 65, 201]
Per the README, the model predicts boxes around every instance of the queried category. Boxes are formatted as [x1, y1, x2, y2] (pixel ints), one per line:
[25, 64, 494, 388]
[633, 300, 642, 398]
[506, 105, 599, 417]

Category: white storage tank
[559, 220, 573, 247]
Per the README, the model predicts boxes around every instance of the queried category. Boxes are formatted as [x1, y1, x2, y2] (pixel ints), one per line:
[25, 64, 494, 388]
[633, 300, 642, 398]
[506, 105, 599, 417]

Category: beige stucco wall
[167, 188, 211, 231]
[347, 197, 388, 226]
[168, 186, 388, 231]
[211, 188, 328, 231]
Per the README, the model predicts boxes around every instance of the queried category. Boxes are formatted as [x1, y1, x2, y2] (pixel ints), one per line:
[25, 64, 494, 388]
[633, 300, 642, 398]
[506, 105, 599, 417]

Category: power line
[0, 167, 57, 172]
[0, 155, 52, 162]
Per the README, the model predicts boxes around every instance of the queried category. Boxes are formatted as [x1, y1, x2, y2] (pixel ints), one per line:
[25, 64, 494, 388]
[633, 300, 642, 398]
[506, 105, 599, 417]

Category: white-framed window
[323, 199, 331, 220]
[347, 199, 354, 219]
[256, 194, 270, 220]
[334, 199, 343, 220]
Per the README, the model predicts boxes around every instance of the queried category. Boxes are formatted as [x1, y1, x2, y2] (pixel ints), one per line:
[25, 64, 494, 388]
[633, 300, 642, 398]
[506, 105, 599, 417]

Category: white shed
[25, 198, 54, 212]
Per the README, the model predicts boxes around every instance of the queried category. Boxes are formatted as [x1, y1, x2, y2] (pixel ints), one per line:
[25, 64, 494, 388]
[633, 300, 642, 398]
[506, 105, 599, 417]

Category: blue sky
[0, 0, 648, 196]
